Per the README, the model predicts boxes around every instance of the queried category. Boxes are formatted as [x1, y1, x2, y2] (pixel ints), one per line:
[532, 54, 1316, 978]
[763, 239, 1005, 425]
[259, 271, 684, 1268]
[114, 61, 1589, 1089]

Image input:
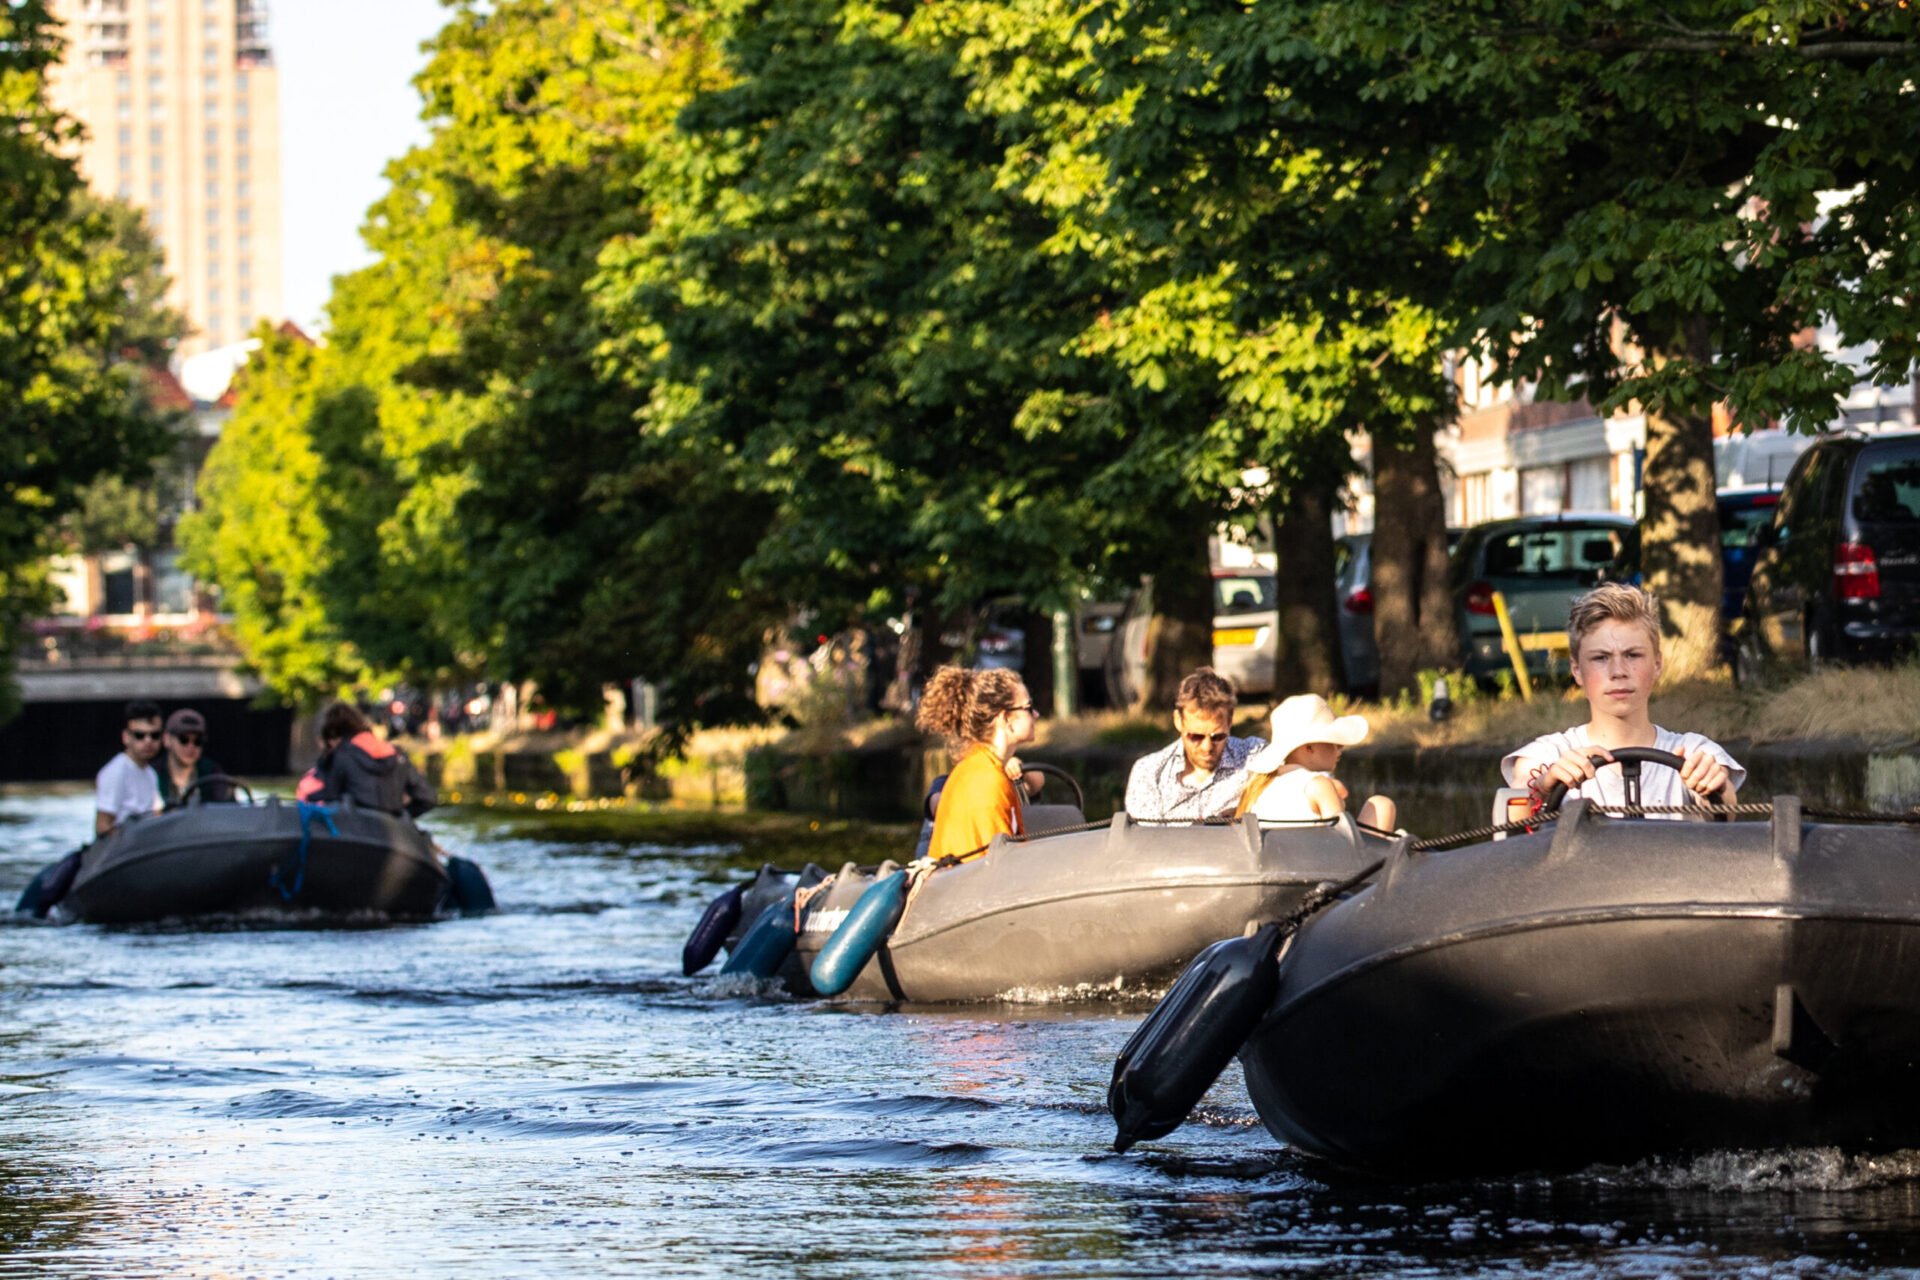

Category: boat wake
[992, 976, 1172, 1005]
[1581, 1146, 1920, 1192]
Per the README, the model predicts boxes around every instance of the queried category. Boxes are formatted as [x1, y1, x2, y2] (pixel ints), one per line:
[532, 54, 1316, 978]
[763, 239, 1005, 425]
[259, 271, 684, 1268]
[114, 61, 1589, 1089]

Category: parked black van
[1737, 432, 1920, 675]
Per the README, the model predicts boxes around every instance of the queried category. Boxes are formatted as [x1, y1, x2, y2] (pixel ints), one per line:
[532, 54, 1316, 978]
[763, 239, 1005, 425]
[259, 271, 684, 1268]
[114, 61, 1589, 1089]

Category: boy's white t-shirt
[95, 753, 160, 825]
[1501, 725, 1746, 816]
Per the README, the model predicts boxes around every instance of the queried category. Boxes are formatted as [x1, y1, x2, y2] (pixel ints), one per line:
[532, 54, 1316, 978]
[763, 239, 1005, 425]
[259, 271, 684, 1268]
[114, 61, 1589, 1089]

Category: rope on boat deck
[1408, 801, 1920, 853]
[960, 800, 1920, 861]
[277, 802, 337, 899]
[1011, 814, 1341, 843]
[793, 875, 836, 931]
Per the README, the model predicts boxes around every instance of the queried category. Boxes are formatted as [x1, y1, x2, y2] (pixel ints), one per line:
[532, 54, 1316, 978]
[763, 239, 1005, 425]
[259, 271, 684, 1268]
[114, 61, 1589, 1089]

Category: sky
[275, 0, 451, 334]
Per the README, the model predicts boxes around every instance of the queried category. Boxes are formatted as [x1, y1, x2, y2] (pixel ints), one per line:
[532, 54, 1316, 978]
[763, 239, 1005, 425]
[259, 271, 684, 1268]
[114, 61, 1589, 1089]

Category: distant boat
[18, 787, 493, 924]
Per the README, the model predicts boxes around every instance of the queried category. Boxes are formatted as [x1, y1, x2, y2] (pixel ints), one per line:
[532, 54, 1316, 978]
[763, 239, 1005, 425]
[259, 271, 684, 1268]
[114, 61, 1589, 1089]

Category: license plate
[1213, 628, 1260, 647]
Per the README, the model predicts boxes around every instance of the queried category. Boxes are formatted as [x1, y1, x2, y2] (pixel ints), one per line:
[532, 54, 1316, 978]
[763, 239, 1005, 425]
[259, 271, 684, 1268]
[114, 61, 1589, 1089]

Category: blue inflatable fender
[15, 848, 83, 919]
[683, 883, 745, 975]
[445, 856, 496, 916]
[720, 889, 798, 978]
[809, 870, 908, 996]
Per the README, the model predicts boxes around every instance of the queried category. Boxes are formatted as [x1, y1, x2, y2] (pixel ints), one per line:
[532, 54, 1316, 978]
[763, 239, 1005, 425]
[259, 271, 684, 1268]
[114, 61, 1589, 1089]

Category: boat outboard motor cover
[726, 865, 797, 953]
[1110, 922, 1286, 1152]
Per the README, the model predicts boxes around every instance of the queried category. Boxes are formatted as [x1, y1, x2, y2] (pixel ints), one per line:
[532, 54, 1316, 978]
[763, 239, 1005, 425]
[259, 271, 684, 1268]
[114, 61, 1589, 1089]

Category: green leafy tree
[1141, 0, 1920, 673]
[0, 3, 186, 718]
[957, 0, 1466, 695]
[179, 327, 379, 704]
[599, 0, 1246, 708]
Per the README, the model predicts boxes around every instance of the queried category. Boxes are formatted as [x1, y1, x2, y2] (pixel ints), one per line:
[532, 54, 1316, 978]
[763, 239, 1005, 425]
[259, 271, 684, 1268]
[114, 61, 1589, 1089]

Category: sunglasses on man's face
[127, 729, 161, 742]
[173, 734, 203, 747]
[1183, 730, 1229, 746]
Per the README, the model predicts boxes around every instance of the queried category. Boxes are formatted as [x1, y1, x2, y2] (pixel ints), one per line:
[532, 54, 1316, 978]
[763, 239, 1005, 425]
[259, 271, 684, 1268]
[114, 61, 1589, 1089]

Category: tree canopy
[0, 3, 187, 720]
[187, 0, 1920, 724]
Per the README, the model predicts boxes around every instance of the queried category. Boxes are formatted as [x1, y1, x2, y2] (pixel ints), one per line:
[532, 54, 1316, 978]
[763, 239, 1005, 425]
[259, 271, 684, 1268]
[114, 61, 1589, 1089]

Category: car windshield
[1851, 444, 1920, 524]
[1214, 574, 1274, 616]
[1721, 500, 1777, 547]
[1333, 541, 1354, 583]
[1481, 525, 1629, 579]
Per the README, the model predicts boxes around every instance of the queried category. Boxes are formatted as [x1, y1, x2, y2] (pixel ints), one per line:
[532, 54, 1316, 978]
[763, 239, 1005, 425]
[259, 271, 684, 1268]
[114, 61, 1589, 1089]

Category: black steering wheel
[167, 774, 254, 810]
[1022, 762, 1086, 813]
[1540, 747, 1728, 821]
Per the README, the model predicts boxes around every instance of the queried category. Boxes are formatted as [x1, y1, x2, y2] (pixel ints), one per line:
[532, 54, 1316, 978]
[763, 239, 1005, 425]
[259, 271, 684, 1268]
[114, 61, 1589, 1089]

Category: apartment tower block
[45, 0, 282, 358]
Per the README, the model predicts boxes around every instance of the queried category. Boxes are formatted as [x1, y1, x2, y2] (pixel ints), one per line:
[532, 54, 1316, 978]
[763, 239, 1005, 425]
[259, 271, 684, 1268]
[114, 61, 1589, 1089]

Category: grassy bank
[1011, 663, 1920, 756]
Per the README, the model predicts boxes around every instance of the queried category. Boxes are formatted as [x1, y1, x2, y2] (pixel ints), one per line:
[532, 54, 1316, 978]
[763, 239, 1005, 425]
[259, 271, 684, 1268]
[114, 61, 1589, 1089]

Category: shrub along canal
[1, 789, 1919, 1276]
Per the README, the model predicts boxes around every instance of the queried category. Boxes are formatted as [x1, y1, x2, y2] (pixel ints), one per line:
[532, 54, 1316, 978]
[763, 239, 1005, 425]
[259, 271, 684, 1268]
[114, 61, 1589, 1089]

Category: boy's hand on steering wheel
[1678, 749, 1730, 800]
[1542, 746, 1610, 794]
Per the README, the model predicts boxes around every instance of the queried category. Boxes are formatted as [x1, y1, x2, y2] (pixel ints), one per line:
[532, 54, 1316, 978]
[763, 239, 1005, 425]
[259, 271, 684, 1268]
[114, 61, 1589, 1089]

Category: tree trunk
[1641, 324, 1723, 679]
[1371, 419, 1463, 696]
[1269, 468, 1344, 697]
[1021, 607, 1057, 716]
[1140, 517, 1215, 710]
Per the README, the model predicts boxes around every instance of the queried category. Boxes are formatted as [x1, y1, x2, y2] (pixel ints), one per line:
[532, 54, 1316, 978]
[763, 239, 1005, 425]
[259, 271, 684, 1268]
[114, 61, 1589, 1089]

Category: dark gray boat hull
[60, 798, 452, 924]
[1238, 798, 1920, 1174]
[789, 814, 1394, 1003]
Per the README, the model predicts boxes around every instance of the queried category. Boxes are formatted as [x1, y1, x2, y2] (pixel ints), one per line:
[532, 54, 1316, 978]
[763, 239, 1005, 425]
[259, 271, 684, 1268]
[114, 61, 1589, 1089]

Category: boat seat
[1023, 803, 1088, 835]
[1492, 787, 1530, 840]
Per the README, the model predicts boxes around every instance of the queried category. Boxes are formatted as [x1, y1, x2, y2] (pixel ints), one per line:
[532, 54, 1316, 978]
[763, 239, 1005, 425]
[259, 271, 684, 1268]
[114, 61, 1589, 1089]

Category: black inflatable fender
[683, 883, 746, 975]
[1109, 921, 1286, 1152]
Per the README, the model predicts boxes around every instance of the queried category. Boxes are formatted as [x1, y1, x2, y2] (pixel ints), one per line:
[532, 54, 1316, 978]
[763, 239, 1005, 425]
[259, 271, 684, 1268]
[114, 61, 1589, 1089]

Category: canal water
[4, 789, 1920, 1277]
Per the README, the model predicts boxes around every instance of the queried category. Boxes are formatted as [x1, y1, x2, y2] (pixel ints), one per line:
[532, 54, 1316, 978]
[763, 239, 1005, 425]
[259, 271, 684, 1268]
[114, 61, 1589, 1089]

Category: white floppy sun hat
[1246, 694, 1370, 773]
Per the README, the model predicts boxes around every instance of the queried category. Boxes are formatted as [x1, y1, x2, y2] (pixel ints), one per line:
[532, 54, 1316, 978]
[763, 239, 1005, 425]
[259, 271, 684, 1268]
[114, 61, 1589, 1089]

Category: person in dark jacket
[297, 701, 436, 818]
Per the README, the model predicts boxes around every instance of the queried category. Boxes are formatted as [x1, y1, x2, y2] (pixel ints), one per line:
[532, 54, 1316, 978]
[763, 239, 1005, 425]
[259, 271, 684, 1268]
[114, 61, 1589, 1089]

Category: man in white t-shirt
[1503, 584, 1742, 817]
[95, 700, 164, 837]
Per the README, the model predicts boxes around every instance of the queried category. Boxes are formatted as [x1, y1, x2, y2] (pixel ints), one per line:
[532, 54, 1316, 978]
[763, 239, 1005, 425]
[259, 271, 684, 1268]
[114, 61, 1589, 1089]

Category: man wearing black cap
[155, 709, 233, 808]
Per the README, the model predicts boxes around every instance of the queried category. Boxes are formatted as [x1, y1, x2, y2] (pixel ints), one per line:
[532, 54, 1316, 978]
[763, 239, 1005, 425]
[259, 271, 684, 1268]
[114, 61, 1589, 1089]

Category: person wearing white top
[95, 700, 164, 837]
[1503, 583, 1743, 818]
[1237, 694, 1397, 831]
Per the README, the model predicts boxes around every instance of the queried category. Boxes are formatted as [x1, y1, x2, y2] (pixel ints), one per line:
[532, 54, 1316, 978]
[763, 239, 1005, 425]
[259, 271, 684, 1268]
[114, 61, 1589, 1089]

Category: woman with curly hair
[916, 666, 1038, 862]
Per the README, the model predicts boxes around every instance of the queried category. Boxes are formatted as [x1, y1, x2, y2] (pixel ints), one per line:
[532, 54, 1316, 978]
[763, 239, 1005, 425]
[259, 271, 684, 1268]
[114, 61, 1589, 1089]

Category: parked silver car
[1211, 569, 1278, 697]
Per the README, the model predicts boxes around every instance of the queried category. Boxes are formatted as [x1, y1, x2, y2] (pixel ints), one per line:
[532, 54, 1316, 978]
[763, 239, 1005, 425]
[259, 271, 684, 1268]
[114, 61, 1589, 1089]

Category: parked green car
[1451, 513, 1640, 683]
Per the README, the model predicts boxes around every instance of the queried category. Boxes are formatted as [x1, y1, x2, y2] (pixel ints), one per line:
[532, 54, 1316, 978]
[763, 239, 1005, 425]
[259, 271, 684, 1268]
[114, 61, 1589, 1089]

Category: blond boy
[1502, 583, 1743, 815]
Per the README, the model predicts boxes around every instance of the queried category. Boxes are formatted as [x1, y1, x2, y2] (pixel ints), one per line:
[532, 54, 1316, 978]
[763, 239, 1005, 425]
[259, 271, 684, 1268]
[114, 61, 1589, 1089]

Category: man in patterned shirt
[1124, 668, 1267, 822]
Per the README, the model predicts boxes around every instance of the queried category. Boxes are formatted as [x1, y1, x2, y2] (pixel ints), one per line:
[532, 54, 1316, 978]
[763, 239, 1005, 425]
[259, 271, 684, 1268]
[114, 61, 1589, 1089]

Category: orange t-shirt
[928, 746, 1024, 862]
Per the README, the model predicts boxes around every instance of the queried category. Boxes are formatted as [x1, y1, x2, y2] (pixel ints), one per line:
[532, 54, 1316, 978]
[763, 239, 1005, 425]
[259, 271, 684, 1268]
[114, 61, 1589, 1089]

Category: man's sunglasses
[1183, 731, 1229, 746]
[172, 734, 203, 746]
[126, 729, 161, 741]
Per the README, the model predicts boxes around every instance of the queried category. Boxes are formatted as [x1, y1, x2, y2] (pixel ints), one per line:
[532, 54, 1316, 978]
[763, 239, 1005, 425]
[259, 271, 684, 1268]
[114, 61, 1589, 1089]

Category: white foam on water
[991, 974, 1172, 1004]
[692, 972, 790, 1000]
[1582, 1146, 1920, 1193]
